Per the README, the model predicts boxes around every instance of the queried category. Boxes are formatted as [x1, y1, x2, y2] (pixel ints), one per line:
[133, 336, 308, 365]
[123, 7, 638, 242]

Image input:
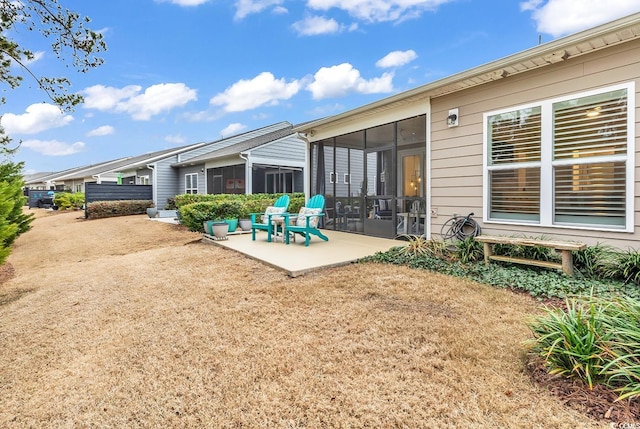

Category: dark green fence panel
[85, 183, 152, 218]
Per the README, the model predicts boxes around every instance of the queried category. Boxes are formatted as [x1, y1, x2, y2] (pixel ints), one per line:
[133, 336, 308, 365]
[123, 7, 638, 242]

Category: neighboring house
[24, 143, 204, 197]
[166, 121, 306, 203]
[295, 12, 640, 249]
[24, 158, 131, 192]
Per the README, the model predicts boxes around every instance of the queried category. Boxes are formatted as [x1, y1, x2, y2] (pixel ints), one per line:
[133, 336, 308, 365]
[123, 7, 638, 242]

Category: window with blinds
[487, 107, 541, 221]
[484, 84, 632, 230]
[552, 89, 627, 227]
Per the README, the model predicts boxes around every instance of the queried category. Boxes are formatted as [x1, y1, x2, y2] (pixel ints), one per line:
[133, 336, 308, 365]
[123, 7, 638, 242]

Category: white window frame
[483, 82, 635, 232]
[185, 173, 198, 194]
[138, 175, 150, 185]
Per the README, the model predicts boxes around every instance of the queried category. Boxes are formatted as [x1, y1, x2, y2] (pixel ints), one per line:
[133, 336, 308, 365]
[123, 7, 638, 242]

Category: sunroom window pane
[490, 168, 540, 221]
[488, 107, 541, 165]
[553, 89, 627, 159]
[554, 162, 626, 227]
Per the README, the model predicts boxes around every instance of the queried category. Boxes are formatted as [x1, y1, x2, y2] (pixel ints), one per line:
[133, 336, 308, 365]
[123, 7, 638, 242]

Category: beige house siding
[430, 39, 640, 249]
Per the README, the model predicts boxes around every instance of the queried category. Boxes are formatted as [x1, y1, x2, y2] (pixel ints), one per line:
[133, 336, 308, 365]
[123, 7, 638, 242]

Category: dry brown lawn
[0, 210, 609, 428]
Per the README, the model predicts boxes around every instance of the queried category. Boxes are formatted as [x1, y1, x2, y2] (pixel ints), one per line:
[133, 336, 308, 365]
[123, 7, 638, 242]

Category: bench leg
[561, 250, 574, 276]
[483, 243, 492, 266]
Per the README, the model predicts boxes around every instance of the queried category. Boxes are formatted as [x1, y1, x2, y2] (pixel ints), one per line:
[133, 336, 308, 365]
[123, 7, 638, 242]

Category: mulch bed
[526, 357, 640, 423]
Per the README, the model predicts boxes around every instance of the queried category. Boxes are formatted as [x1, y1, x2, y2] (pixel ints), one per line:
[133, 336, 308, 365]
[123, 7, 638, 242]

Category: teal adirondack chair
[251, 195, 290, 242]
[283, 194, 329, 246]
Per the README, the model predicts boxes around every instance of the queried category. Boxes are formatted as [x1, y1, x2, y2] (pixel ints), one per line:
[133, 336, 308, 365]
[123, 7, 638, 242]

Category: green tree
[0, 0, 106, 154]
[0, 161, 33, 264]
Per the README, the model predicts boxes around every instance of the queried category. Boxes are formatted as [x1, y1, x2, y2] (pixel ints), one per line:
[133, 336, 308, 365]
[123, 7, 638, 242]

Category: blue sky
[3, 0, 640, 174]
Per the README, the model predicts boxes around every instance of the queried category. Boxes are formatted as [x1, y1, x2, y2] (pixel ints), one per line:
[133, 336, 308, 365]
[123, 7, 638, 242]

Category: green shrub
[457, 237, 484, 263]
[572, 243, 615, 278]
[86, 200, 153, 219]
[173, 193, 305, 221]
[178, 202, 218, 232]
[53, 192, 84, 210]
[603, 248, 640, 285]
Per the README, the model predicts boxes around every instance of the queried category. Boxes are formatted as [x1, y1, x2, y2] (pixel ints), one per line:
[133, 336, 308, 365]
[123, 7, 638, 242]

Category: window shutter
[554, 162, 626, 226]
[552, 88, 628, 228]
[553, 89, 627, 159]
[490, 168, 540, 221]
[489, 107, 541, 165]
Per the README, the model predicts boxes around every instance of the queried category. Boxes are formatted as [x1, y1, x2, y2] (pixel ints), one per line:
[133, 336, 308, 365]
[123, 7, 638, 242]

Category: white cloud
[82, 83, 197, 120]
[306, 63, 394, 99]
[165, 134, 186, 144]
[21, 139, 85, 156]
[1, 103, 73, 135]
[376, 50, 418, 68]
[210, 72, 301, 112]
[122, 83, 198, 120]
[221, 123, 247, 136]
[86, 125, 115, 137]
[292, 16, 341, 35]
[306, 0, 451, 23]
[82, 85, 142, 111]
[235, 0, 283, 19]
[521, 0, 640, 37]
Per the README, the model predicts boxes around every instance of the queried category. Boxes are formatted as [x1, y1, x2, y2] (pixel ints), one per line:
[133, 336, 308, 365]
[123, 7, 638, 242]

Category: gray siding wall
[251, 135, 305, 163]
[155, 157, 181, 209]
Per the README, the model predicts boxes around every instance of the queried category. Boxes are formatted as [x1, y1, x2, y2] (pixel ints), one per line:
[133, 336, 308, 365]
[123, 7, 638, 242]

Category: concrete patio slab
[202, 229, 400, 277]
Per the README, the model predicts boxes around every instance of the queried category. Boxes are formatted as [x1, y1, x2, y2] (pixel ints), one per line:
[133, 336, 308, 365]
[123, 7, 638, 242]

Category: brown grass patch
[0, 210, 618, 427]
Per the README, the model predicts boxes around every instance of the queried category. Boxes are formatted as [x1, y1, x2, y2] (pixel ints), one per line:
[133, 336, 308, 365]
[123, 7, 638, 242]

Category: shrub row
[86, 200, 153, 219]
[177, 193, 306, 233]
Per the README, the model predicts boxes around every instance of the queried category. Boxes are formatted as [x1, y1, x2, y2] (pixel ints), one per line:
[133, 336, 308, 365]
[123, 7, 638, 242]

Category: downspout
[239, 152, 251, 195]
[296, 132, 310, 200]
[92, 174, 101, 184]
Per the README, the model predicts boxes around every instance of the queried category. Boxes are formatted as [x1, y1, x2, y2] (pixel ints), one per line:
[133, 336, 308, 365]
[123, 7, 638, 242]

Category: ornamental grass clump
[527, 297, 610, 389]
[600, 296, 640, 400]
[528, 295, 640, 400]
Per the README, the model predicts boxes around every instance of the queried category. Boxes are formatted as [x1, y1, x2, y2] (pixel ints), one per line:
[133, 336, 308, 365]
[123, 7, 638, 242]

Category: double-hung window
[484, 83, 634, 231]
[185, 173, 198, 194]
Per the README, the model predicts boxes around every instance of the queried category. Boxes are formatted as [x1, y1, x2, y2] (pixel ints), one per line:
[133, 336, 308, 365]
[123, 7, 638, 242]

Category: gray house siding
[250, 135, 306, 163]
[154, 157, 181, 209]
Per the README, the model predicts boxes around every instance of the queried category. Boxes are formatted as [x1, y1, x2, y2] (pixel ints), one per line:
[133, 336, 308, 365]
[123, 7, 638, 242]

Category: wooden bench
[474, 235, 587, 276]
